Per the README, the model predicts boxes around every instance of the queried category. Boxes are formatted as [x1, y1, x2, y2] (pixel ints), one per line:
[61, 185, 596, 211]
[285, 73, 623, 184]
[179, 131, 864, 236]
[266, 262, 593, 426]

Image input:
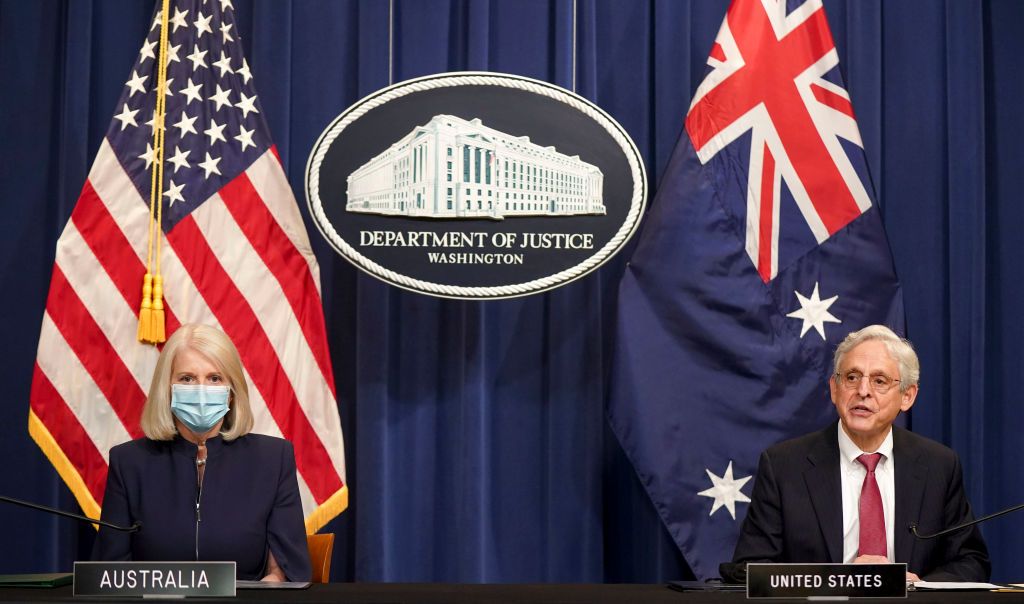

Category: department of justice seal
[306, 72, 646, 300]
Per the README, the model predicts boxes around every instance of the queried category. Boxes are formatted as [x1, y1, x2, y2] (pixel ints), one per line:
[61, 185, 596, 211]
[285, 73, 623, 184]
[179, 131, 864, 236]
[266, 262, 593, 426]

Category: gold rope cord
[138, 0, 171, 344]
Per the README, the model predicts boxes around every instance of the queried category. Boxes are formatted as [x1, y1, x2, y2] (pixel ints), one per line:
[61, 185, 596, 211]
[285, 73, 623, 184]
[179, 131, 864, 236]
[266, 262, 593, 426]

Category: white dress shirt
[838, 423, 896, 563]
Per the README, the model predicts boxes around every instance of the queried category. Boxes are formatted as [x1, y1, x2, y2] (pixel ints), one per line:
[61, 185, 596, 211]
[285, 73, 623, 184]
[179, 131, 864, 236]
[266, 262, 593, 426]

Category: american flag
[28, 0, 347, 532]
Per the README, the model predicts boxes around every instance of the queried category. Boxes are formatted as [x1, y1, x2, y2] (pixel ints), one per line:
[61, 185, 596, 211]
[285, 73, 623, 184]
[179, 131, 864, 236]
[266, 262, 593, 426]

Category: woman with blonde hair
[93, 324, 311, 582]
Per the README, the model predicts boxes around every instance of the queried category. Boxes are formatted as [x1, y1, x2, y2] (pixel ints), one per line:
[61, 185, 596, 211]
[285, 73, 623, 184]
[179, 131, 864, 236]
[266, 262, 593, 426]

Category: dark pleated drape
[0, 0, 1021, 583]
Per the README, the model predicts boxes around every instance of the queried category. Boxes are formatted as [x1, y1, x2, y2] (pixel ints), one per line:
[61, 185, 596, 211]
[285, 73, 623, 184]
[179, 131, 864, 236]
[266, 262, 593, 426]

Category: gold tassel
[151, 275, 166, 343]
[137, 273, 154, 342]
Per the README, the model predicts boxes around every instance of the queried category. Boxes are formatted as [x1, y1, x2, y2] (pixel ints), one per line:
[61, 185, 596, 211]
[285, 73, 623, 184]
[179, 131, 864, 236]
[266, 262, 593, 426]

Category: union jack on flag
[28, 0, 347, 531]
[610, 0, 903, 580]
[686, 0, 873, 283]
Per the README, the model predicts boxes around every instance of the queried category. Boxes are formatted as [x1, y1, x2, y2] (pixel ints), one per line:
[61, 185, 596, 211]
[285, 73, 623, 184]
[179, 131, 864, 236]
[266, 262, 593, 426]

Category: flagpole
[572, 0, 577, 93]
[388, 0, 394, 86]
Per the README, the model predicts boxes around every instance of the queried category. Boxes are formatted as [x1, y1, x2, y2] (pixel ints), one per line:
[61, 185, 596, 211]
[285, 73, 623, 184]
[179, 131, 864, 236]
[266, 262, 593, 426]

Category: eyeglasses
[835, 371, 901, 394]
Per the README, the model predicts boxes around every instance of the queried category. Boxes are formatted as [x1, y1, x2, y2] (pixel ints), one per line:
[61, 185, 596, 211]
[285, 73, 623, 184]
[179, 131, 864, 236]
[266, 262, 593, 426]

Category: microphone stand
[0, 495, 141, 532]
[909, 502, 1024, 539]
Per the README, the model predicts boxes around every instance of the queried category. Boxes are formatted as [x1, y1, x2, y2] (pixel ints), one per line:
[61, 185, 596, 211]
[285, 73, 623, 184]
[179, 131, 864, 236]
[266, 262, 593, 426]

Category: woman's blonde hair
[140, 324, 254, 441]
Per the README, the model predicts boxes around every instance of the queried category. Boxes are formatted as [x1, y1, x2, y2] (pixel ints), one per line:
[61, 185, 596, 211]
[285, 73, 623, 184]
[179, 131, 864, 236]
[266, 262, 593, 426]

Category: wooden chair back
[306, 532, 334, 584]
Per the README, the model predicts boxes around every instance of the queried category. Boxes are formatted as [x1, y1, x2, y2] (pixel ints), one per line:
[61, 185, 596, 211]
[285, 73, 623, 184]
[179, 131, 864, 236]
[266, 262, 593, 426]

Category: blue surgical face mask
[171, 384, 230, 435]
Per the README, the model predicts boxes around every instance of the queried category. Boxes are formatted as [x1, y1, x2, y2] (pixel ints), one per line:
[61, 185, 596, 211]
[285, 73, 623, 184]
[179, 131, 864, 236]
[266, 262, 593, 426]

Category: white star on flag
[786, 282, 841, 340]
[213, 51, 233, 76]
[163, 179, 186, 206]
[166, 146, 191, 173]
[235, 125, 255, 152]
[138, 143, 156, 169]
[236, 58, 252, 84]
[204, 119, 227, 145]
[180, 78, 203, 105]
[209, 84, 232, 111]
[198, 152, 222, 178]
[194, 12, 213, 38]
[697, 461, 752, 520]
[173, 111, 198, 137]
[113, 104, 139, 130]
[236, 92, 259, 118]
[164, 43, 182, 65]
[187, 45, 208, 71]
[139, 38, 157, 62]
[145, 111, 164, 136]
[125, 70, 149, 97]
[169, 6, 189, 32]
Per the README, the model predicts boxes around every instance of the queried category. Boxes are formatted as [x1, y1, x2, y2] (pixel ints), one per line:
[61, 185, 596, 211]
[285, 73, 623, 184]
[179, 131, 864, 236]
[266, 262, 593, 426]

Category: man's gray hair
[832, 325, 920, 392]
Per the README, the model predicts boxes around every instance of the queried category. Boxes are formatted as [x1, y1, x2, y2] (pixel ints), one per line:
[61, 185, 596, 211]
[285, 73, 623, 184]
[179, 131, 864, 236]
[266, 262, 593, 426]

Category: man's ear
[900, 384, 918, 413]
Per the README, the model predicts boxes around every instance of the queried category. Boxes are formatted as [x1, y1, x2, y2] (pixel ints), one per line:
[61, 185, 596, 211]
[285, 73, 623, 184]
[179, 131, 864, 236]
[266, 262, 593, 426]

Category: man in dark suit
[731, 325, 990, 582]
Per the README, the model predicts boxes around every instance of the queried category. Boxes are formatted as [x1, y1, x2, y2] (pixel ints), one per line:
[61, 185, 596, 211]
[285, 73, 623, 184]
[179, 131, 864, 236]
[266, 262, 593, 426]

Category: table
[1, 582, 1022, 603]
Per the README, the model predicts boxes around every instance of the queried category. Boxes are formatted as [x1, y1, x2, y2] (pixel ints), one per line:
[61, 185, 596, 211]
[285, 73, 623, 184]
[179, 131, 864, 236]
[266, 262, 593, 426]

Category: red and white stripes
[30, 139, 346, 529]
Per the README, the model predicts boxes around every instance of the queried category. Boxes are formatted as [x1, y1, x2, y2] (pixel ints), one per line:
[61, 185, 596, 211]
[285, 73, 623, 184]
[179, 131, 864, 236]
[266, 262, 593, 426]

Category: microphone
[1, 495, 141, 532]
[909, 502, 1024, 539]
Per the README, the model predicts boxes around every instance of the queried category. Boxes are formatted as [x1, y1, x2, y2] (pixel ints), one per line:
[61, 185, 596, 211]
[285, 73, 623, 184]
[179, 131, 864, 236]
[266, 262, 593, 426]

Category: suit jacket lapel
[893, 427, 927, 565]
[804, 424, 843, 563]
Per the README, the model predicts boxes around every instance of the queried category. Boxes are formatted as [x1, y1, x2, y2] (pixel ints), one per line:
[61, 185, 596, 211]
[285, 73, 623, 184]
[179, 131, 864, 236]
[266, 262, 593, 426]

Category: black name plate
[73, 561, 236, 597]
[747, 563, 907, 598]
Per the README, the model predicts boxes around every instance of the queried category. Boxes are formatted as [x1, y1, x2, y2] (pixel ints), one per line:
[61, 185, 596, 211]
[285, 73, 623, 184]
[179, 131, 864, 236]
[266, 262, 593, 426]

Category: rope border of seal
[305, 72, 647, 300]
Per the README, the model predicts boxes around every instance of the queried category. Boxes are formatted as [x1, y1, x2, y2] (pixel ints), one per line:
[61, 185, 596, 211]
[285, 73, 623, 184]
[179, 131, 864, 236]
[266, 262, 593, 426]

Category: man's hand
[854, 555, 919, 582]
[853, 554, 889, 565]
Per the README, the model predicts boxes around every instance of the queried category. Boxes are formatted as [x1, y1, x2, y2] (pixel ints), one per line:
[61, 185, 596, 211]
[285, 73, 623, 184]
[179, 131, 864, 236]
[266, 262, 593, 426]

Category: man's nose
[856, 376, 872, 396]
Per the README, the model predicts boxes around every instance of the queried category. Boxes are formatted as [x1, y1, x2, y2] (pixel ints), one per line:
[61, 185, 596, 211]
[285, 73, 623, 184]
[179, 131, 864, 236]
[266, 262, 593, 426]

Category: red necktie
[857, 453, 886, 557]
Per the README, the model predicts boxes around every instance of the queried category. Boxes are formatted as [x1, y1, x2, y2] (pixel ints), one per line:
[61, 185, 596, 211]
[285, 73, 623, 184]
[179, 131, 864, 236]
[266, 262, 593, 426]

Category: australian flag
[608, 0, 903, 580]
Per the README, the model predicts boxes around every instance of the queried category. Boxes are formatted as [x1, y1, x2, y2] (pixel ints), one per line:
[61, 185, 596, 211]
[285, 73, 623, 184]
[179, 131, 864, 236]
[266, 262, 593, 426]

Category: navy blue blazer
[732, 422, 990, 581]
[93, 433, 312, 582]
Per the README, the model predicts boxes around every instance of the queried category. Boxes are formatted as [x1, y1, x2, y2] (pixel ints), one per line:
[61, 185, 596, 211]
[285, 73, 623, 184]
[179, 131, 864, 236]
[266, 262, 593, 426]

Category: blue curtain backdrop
[1, 0, 1022, 583]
